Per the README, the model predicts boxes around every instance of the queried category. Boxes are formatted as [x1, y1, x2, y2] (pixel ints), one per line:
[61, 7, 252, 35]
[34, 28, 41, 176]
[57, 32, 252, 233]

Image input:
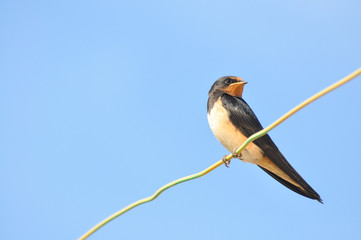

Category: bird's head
[208, 76, 248, 98]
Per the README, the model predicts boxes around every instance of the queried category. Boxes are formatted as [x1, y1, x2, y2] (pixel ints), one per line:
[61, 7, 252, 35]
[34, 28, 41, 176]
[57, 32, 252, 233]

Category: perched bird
[207, 76, 322, 203]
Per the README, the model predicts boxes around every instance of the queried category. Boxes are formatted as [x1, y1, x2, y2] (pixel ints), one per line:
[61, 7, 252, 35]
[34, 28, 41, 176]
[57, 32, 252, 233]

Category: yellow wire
[79, 67, 361, 240]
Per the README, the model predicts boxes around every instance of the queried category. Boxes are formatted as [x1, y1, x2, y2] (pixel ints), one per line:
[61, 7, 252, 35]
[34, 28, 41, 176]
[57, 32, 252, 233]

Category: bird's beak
[230, 81, 248, 86]
[226, 81, 247, 98]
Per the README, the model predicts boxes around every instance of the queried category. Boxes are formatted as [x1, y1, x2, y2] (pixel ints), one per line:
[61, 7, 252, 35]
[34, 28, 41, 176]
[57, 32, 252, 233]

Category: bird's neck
[207, 90, 224, 113]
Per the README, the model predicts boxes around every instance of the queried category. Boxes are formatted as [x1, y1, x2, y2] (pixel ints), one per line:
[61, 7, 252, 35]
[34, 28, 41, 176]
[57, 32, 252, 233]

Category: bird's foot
[232, 149, 243, 160]
[222, 155, 231, 168]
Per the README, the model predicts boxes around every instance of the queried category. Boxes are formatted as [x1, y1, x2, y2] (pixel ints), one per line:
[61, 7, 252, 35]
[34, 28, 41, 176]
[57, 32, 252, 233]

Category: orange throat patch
[223, 83, 245, 98]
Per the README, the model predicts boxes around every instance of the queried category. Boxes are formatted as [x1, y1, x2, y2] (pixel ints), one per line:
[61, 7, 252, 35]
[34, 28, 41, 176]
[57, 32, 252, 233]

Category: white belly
[207, 99, 264, 164]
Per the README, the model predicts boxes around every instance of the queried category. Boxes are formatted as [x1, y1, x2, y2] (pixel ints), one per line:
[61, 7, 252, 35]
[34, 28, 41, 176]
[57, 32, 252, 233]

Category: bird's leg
[222, 150, 243, 167]
[222, 155, 231, 168]
[232, 149, 243, 160]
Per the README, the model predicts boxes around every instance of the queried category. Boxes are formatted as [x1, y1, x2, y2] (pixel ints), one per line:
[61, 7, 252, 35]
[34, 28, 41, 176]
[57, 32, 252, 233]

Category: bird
[207, 76, 322, 203]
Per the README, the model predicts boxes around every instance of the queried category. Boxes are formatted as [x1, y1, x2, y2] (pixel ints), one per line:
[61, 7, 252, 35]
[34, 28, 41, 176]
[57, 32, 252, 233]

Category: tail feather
[258, 166, 323, 203]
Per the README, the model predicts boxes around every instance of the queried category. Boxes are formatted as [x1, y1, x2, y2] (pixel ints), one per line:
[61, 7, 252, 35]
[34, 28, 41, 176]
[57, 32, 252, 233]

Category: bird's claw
[222, 155, 231, 168]
[222, 149, 242, 167]
[232, 149, 242, 160]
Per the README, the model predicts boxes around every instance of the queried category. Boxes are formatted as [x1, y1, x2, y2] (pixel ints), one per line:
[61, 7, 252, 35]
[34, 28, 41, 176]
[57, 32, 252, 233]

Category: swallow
[207, 76, 322, 203]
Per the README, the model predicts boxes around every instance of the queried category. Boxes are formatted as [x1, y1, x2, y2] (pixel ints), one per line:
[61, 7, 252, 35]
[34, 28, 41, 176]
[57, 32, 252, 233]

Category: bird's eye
[224, 78, 231, 84]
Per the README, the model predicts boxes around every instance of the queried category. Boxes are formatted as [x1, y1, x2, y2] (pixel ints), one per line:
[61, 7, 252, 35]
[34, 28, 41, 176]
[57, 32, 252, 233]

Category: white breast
[207, 99, 264, 164]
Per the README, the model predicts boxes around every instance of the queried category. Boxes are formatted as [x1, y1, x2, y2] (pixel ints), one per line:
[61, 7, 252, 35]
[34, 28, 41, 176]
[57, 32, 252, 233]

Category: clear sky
[1, 1, 361, 240]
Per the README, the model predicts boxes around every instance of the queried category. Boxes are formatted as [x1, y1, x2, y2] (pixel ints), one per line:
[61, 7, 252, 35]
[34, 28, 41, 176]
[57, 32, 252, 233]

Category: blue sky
[1, 1, 361, 239]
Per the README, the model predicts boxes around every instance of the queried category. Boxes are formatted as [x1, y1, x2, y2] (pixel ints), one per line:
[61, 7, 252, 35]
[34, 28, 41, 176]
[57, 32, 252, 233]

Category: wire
[79, 67, 361, 240]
